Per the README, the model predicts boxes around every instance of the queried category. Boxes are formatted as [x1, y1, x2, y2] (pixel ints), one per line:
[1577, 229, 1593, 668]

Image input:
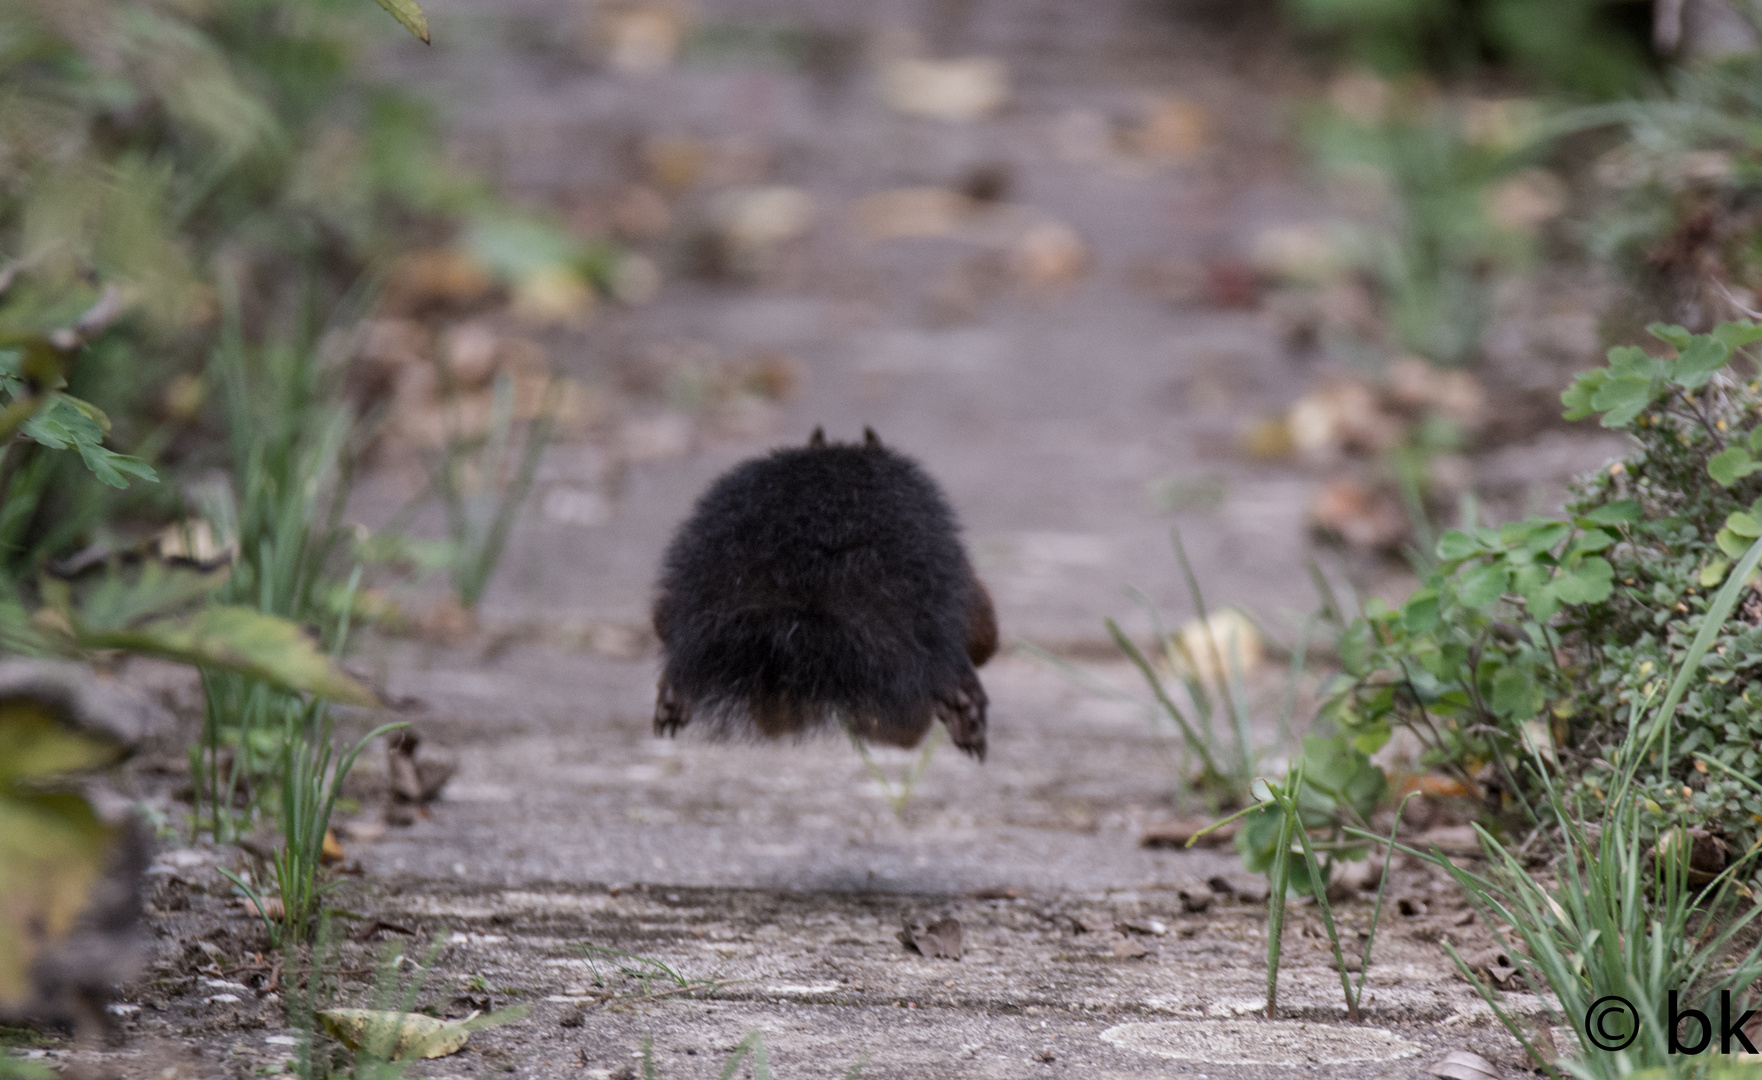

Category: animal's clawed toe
[655, 680, 688, 738]
[939, 671, 988, 761]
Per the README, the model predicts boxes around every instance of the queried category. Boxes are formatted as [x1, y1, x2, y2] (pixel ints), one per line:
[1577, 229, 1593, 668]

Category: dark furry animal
[653, 427, 996, 759]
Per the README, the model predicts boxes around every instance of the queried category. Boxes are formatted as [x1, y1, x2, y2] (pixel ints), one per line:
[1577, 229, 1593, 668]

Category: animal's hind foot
[655, 680, 689, 738]
[937, 670, 988, 761]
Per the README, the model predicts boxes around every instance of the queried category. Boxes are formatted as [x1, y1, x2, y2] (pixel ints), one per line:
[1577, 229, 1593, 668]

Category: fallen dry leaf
[610, 185, 672, 242]
[877, 57, 1009, 121]
[1426, 1049, 1502, 1080]
[384, 250, 496, 313]
[320, 828, 345, 866]
[1250, 224, 1344, 284]
[1008, 222, 1086, 288]
[316, 1009, 471, 1060]
[852, 187, 974, 242]
[589, 0, 692, 74]
[1309, 479, 1409, 552]
[1485, 169, 1567, 233]
[1166, 609, 1262, 686]
[1287, 381, 1405, 461]
[1120, 96, 1208, 161]
[386, 730, 455, 827]
[899, 917, 963, 959]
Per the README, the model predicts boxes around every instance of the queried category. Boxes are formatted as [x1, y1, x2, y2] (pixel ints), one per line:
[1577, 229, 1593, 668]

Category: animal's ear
[863, 427, 881, 448]
[807, 426, 827, 448]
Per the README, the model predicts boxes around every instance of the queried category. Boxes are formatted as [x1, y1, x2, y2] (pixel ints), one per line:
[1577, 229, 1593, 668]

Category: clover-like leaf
[1726, 511, 1762, 538]
[1709, 446, 1760, 487]
[1561, 369, 1607, 421]
[1570, 529, 1615, 554]
[1457, 563, 1510, 609]
[1589, 375, 1657, 428]
[1552, 556, 1615, 605]
[1647, 322, 1694, 350]
[1671, 335, 1731, 390]
[1713, 320, 1762, 349]
[1718, 527, 1753, 559]
[1581, 500, 1642, 526]
[1436, 530, 1481, 561]
[1403, 589, 1440, 634]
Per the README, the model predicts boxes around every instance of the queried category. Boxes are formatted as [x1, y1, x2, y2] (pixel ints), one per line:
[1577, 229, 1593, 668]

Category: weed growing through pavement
[849, 724, 946, 823]
[621, 1030, 868, 1080]
[567, 943, 735, 1006]
[1344, 529, 1762, 1078]
[284, 916, 524, 1080]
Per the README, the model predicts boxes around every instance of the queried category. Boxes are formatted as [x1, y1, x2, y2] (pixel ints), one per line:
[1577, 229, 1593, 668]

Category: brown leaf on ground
[1309, 479, 1409, 552]
[1008, 222, 1086, 289]
[853, 187, 975, 242]
[1118, 96, 1208, 161]
[385, 730, 455, 826]
[1525, 1022, 1559, 1068]
[968, 886, 1022, 900]
[1426, 1049, 1503, 1080]
[1461, 948, 1521, 989]
[1413, 825, 1485, 856]
[335, 819, 388, 844]
[877, 57, 1009, 121]
[1387, 357, 1488, 431]
[1139, 820, 1237, 849]
[898, 917, 963, 959]
[319, 828, 345, 866]
[383, 250, 496, 314]
[1116, 919, 1168, 937]
[1288, 381, 1405, 460]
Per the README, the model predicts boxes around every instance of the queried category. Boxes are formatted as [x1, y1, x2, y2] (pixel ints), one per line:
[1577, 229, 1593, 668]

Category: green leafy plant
[1359, 543, 1762, 1078]
[1282, 0, 1649, 96]
[1327, 320, 1762, 850]
[1233, 733, 1389, 899]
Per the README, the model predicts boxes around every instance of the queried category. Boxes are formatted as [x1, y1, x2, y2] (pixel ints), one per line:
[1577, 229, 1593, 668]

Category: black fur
[653, 428, 995, 759]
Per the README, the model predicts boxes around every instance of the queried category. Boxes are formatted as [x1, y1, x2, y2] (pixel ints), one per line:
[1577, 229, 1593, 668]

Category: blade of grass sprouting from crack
[1169, 527, 1254, 785]
[1108, 617, 1226, 789]
[1264, 772, 1297, 1019]
[1649, 532, 1762, 755]
[1275, 615, 1315, 754]
[1183, 799, 1267, 847]
[1304, 559, 1343, 626]
[1016, 639, 1189, 785]
[1280, 768, 1357, 1019]
[1127, 586, 1217, 750]
[1353, 792, 1419, 1009]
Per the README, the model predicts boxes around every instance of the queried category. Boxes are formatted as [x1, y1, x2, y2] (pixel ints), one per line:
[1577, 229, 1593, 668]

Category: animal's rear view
[652, 428, 996, 759]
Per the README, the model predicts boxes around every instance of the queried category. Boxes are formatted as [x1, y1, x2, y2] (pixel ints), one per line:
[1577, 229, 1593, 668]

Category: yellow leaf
[372, 0, 430, 43]
[317, 1010, 470, 1059]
